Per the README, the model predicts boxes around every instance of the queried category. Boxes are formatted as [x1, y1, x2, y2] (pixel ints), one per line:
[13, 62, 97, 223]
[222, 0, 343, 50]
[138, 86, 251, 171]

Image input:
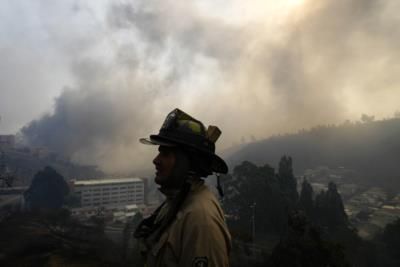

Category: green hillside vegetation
[228, 117, 400, 190]
[224, 157, 400, 267]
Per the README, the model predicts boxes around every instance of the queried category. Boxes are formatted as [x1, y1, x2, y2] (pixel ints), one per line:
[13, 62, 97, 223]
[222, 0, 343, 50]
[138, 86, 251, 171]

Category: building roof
[125, 204, 138, 210]
[74, 177, 143, 186]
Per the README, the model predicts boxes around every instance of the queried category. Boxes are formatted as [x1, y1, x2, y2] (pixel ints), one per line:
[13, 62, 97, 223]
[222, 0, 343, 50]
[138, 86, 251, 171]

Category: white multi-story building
[73, 178, 145, 208]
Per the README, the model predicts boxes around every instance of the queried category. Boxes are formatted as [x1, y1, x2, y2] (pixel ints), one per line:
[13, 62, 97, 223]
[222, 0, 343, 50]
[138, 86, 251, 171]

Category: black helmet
[140, 108, 228, 174]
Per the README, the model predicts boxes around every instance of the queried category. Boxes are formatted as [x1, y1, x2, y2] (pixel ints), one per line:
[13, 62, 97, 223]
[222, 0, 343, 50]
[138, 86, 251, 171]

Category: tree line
[224, 156, 400, 267]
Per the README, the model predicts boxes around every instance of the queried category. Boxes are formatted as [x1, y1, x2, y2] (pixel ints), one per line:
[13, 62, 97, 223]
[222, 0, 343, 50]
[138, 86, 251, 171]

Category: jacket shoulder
[179, 184, 225, 224]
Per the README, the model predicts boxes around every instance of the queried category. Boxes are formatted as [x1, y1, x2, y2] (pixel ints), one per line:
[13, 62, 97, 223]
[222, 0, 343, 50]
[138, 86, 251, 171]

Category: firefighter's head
[140, 108, 228, 188]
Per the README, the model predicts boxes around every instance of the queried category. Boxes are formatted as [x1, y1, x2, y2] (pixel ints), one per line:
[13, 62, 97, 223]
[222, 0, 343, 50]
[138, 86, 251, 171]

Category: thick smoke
[21, 58, 178, 173]
[19, 0, 400, 173]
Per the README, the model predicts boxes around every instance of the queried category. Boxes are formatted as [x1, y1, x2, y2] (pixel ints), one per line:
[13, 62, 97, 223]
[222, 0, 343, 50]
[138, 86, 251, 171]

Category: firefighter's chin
[155, 173, 168, 186]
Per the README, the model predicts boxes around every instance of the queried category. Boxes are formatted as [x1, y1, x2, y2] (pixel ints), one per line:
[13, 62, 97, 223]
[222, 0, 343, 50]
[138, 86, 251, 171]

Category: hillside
[1, 147, 104, 186]
[228, 118, 400, 189]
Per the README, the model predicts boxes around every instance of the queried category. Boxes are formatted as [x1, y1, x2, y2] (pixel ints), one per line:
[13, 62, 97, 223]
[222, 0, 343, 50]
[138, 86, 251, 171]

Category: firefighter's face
[153, 146, 176, 186]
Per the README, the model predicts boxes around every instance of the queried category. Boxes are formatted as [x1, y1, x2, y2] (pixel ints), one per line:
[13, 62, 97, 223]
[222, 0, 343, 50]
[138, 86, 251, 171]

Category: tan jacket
[143, 180, 231, 267]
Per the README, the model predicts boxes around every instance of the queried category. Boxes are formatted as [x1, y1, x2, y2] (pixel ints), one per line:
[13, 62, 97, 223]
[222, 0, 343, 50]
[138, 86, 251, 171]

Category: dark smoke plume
[19, 0, 400, 173]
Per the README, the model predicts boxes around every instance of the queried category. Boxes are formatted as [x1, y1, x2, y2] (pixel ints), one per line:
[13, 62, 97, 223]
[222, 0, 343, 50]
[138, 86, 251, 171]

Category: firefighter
[134, 108, 231, 267]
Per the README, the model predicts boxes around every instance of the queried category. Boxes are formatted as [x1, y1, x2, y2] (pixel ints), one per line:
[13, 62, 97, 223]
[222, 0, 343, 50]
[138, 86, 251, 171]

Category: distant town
[0, 134, 162, 245]
[303, 166, 400, 240]
[2, 132, 400, 242]
[2, 128, 400, 266]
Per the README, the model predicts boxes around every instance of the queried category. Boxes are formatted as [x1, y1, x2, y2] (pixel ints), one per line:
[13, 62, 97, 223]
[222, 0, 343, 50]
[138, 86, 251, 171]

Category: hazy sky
[1, 0, 399, 173]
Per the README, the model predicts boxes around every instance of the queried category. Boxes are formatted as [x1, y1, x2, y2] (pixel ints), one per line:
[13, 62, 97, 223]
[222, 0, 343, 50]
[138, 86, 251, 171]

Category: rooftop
[74, 177, 143, 186]
[125, 204, 138, 210]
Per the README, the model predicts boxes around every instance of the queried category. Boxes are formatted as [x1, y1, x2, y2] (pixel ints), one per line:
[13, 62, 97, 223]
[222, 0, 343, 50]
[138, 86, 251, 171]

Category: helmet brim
[139, 137, 176, 147]
[210, 154, 229, 174]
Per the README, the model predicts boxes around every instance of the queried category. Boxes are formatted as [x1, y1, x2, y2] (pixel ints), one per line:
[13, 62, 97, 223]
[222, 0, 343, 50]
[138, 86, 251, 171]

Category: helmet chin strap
[216, 174, 224, 199]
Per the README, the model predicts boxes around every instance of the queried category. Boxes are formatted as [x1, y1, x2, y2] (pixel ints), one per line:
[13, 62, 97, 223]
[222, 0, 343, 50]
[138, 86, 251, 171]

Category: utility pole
[251, 202, 256, 245]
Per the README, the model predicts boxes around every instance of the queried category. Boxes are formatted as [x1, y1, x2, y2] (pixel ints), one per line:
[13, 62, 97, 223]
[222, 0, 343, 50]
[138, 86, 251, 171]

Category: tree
[314, 182, 348, 231]
[268, 211, 350, 267]
[325, 182, 348, 227]
[382, 218, 400, 261]
[24, 166, 69, 210]
[277, 156, 299, 209]
[224, 161, 288, 237]
[298, 178, 314, 219]
[361, 114, 375, 123]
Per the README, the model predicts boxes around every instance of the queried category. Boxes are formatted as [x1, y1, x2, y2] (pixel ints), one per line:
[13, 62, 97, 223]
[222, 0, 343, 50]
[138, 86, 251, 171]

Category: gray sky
[1, 0, 400, 174]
